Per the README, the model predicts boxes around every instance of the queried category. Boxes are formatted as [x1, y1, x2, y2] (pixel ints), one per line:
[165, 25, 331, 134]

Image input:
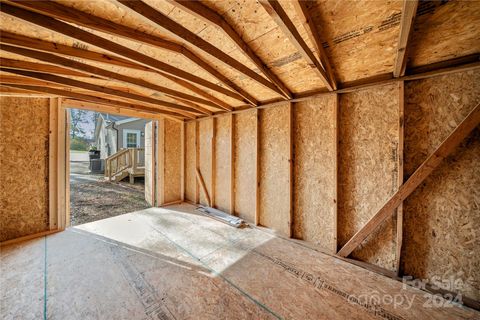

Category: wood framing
[48, 98, 59, 230]
[395, 81, 405, 274]
[211, 118, 216, 208]
[181, 122, 185, 202]
[259, 0, 334, 91]
[1, 3, 241, 101]
[157, 118, 165, 206]
[393, 0, 419, 77]
[255, 109, 260, 226]
[337, 102, 480, 258]
[292, 0, 337, 90]
[168, 0, 292, 99]
[196, 168, 211, 207]
[333, 94, 339, 253]
[56, 99, 68, 230]
[229, 114, 235, 215]
[288, 102, 294, 238]
[118, 0, 286, 98]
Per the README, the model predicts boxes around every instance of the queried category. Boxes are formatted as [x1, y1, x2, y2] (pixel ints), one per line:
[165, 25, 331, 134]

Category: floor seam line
[139, 215, 283, 320]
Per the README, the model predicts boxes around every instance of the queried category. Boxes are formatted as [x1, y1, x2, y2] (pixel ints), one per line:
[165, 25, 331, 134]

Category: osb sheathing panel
[258, 105, 290, 236]
[144, 121, 154, 206]
[408, 1, 480, 68]
[338, 84, 400, 270]
[214, 115, 231, 213]
[184, 122, 196, 203]
[402, 70, 480, 300]
[198, 119, 213, 206]
[309, 0, 402, 83]
[293, 96, 336, 251]
[0, 97, 49, 242]
[163, 119, 182, 204]
[234, 110, 256, 222]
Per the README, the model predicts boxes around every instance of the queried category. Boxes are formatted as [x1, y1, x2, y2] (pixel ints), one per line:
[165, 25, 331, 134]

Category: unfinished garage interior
[0, 0, 479, 319]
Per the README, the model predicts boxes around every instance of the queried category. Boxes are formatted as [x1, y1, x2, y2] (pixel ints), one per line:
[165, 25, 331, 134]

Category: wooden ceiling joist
[117, 0, 285, 98]
[0, 57, 95, 79]
[0, 3, 242, 103]
[0, 67, 201, 117]
[168, 0, 293, 99]
[0, 82, 188, 119]
[0, 44, 225, 111]
[0, 30, 232, 111]
[259, 0, 334, 91]
[5, 0, 257, 106]
[0, 31, 150, 72]
[292, 1, 337, 90]
[393, 0, 419, 78]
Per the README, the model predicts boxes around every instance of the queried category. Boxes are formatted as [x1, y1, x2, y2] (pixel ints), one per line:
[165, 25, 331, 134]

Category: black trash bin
[88, 150, 101, 171]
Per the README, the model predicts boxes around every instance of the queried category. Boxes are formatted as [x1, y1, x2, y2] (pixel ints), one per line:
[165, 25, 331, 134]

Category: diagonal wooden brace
[337, 102, 480, 258]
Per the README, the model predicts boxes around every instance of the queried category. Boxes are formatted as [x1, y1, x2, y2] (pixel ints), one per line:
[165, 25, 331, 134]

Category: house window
[123, 129, 141, 148]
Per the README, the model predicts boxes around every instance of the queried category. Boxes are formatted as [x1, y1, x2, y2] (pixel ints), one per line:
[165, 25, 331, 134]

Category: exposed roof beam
[0, 57, 95, 78]
[1, 83, 188, 120]
[292, 1, 336, 90]
[393, 0, 419, 77]
[62, 99, 166, 121]
[0, 30, 150, 72]
[0, 44, 224, 111]
[5, 0, 256, 106]
[259, 0, 334, 91]
[168, 0, 292, 99]
[117, 0, 285, 98]
[337, 102, 480, 257]
[0, 67, 201, 117]
[0, 3, 242, 102]
[0, 31, 232, 111]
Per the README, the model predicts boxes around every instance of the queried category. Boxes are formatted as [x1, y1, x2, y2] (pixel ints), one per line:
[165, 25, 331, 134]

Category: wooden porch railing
[105, 148, 144, 181]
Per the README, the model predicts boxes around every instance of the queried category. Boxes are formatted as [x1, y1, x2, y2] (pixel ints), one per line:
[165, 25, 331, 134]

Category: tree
[70, 109, 88, 139]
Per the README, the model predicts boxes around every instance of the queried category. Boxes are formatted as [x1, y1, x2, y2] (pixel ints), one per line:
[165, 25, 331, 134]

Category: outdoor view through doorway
[68, 109, 151, 226]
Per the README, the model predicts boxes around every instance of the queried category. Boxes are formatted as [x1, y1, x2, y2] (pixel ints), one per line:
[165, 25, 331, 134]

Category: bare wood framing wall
[214, 115, 232, 213]
[401, 70, 480, 301]
[234, 110, 257, 222]
[184, 122, 196, 203]
[293, 95, 337, 252]
[258, 105, 291, 236]
[158, 118, 182, 205]
[198, 119, 213, 206]
[0, 97, 50, 241]
[338, 84, 400, 271]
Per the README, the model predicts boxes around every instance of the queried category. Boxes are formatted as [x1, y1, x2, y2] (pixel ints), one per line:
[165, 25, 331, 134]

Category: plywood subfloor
[1, 204, 478, 320]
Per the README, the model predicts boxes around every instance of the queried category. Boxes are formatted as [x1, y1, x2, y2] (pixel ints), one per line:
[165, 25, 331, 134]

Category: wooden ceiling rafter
[117, 0, 286, 98]
[0, 57, 96, 79]
[0, 31, 232, 111]
[259, 0, 334, 91]
[292, 0, 337, 90]
[393, 0, 419, 78]
[0, 44, 226, 111]
[168, 0, 293, 100]
[0, 2, 242, 105]
[0, 82, 187, 120]
[0, 67, 202, 118]
[4, 0, 257, 106]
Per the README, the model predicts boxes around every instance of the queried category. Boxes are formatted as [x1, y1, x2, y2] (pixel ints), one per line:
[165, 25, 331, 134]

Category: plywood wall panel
[144, 121, 154, 206]
[338, 84, 400, 270]
[293, 96, 337, 252]
[214, 115, 231, 213]
[0, 97, 50, 241]
[199, 119, 213, 206]
[184, 122, 196, 203]
[234, 110, 256, 222]
[258, 105, 290, 236]
[402, 70, 480, 300]
[163, 119, 182, 204]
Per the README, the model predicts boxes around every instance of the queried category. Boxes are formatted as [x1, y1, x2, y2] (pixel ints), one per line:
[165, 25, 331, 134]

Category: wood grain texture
[163, 119, 182, 204]
[293, 95, 337, 251]
[402, 70, 480, 301]
[0, 97, 50, 241]
[258, 104, 290, 236]
[184, 122, 196, 202]
[198, 119, 213, 206]
[338, 84, 400, 270]
[234, 110, 256, 222]
[214, 115, 231, 213]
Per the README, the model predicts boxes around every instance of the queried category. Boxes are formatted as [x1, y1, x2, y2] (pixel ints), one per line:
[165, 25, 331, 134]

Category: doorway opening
[68, 109, 154, 226]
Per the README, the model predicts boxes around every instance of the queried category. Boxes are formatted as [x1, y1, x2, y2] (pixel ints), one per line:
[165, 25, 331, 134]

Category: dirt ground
[70, 161, 150, 226]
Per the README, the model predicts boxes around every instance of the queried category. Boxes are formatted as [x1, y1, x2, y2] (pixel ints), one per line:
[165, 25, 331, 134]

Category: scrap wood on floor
[1, 203, 478, 320]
